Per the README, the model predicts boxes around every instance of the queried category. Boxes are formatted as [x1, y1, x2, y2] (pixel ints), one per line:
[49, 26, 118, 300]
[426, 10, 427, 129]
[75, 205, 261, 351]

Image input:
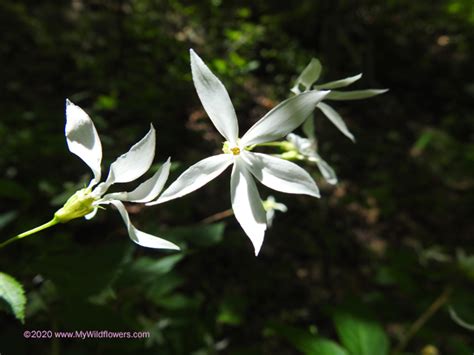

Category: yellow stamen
[230, 147, 240, 155]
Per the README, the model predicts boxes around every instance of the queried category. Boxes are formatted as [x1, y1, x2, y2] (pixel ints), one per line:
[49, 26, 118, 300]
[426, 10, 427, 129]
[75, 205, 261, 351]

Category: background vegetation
[0, 0, 473, 354]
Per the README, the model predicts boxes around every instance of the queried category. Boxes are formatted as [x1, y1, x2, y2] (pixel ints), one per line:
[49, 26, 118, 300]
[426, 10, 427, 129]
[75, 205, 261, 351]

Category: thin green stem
[255, 142, 285, 148]
[0, 217, 59, 249]
[393, 286, 452, 354]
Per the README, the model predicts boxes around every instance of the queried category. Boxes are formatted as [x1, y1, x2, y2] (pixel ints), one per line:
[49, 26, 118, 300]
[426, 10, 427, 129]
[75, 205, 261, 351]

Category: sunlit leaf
[0, 272, 26, 323]
[333, 312, 389, 355]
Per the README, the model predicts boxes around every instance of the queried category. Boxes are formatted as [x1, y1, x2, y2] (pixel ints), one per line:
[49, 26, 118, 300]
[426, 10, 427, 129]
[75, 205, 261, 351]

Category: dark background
[0, 0, 473, 354]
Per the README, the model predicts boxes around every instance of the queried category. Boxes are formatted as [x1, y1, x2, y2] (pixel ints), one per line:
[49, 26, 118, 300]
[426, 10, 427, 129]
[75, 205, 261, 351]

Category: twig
[394, 286, 452, 354]
[200, 209, 233, 224]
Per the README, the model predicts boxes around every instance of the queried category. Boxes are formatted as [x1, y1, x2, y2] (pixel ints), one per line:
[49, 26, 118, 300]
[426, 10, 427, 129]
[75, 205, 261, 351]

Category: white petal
[190, 49, 239, 144]
[266, 209, 275, 227]
[286, 133, 315, 156]
[104, 158, 171, 203]
[65, 99, 103, 185]
[108, 200, 180, 250]
[243, 151, 320, 198]
[290, 58, 322, 94]
[230, 159, 267, 256]
[84, 207, 99, 220]
[241, 90, 329, 146]
[105, 124, 156, 185]
[325, 89, 388, 100]
[314, 73, 362, 90]
[148, 154, 233, 205]
[317, 102, 355, 142]
[309, 153, 338, 185]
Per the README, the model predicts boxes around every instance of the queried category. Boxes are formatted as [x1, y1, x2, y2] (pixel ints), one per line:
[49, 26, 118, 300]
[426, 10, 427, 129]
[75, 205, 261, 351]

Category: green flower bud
[54, 188, 96, 223]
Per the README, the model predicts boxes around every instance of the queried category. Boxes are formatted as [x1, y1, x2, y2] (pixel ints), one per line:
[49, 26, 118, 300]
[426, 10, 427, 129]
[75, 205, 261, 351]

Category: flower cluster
[1, 51, 386, 256]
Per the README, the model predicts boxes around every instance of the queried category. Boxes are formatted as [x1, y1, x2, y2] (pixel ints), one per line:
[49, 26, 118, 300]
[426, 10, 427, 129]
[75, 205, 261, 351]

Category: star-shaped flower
[262, 195, 288, 227]
[285, 116, 337, 185]
[291, 57, 388, 141]
[147, 50, 329, 255]
[56, 99, 179, 250]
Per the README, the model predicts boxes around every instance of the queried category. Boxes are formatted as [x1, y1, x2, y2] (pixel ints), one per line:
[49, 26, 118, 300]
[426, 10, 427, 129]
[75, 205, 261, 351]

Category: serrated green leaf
[0, 272, 26, 323]
[333, 312, 389, 355]
[317, 102, 355, 142]
[315, 74, 362, 90]
[325, 89, 388, 101]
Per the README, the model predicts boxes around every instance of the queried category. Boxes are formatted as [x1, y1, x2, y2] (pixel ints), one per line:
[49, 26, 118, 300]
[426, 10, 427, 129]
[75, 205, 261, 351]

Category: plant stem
[201, 209, 234, 224]
[0, 217, 59, 249]
[393, 286, 452, 354]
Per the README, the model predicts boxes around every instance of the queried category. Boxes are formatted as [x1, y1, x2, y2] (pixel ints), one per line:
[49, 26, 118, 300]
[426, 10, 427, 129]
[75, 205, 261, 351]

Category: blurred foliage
[0, 0, 473, 354]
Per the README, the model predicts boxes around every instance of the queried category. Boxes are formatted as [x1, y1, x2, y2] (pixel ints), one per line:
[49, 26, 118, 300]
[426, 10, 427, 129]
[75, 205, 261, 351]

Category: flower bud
[54, 188, 96, 223]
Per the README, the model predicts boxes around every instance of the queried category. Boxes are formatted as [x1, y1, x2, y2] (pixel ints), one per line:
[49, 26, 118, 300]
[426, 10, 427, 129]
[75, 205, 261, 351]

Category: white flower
[262, 196, 288, 227]
[57, 99, 179, 250]
[285, 117, 338, 185]
[147, 50, 329, 255]
[291, 57, 388, 141]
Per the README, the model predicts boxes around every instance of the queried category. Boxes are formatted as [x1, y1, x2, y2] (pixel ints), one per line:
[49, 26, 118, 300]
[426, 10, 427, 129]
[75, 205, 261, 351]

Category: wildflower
[285, 116, 337, 185]
[0, 100, 178, 250]
[262, 196, 288, 227]
[147, 50, 329, 255]
[291, 57, 388, 141]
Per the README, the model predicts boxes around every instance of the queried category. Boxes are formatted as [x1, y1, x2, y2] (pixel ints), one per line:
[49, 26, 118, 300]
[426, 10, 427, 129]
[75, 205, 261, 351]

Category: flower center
[230, 147, 240, 155]
[222, 141, 241, 155]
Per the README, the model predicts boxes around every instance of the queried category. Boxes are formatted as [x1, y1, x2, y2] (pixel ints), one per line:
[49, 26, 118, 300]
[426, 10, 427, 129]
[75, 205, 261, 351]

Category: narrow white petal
[241, 90, 329, 146]
[148, 154, 233, 205]
[84, 207, 99, 220]
[309, 153, 338, 185]
[109, 200, 180, 250]
[243, 151, 320, 197]
[104, 158, 171, 203]
[230, 159, 267, 256]
[65, 99, 102, 184]
[325, 89, 388, 100]
[105, 124, 156, 185]
[317, 102, 355, 142]
[290, 58, 322, 93]
[314, 73, 362, 90]
[190, 49, 239, 144]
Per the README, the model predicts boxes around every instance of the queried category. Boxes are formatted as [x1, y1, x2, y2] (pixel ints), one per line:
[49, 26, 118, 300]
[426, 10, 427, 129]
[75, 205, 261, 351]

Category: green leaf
[325, 89, 388, 101]
[292, 58, 322, 93]
[34, 241, 132, 299]
[0, 272, 26, 323]
[315, 74, 362, 90]
[333, 312, 389, 355]
[317, 102, 355, 142]
[163, 223, 226, 248]
[119, 253, 184, 288]
[269, 323, 348, 355]
[306, 338, 349, 355]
